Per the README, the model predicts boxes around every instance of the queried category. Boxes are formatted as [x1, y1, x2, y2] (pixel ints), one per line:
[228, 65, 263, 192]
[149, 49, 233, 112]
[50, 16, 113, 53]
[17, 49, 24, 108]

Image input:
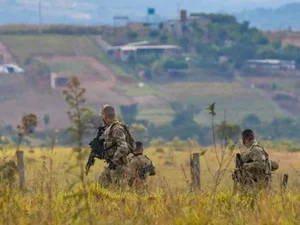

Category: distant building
[245, 59, 296, 71]
[51, 73, 70, 89]
[0, 64, 24, 74]
[113, 43, 181, 61]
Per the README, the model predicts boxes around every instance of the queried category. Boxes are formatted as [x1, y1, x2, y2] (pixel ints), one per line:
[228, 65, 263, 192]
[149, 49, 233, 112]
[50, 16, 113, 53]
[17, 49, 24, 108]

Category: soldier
[233, 129, 279, 191]
[128, 141, 156, 189]
[97, 105, 135, 188]
[0, 160, 18, 185]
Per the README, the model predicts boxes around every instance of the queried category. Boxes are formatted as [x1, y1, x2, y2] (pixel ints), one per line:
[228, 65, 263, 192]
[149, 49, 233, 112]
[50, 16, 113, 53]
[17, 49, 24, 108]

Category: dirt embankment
[0, 41, 15, 63]
[0, 53, 137, 129]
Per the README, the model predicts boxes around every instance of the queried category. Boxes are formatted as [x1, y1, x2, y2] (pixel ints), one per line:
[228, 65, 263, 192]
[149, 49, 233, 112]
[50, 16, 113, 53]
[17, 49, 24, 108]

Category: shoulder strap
[107, 122, 125, 139]
[251, 144, 270, 164]
[107, 121, 135, 152]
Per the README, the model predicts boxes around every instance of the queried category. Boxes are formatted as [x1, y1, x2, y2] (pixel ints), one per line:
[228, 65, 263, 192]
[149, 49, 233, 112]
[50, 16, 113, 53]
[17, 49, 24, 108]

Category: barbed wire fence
[8, 150, 300, 192]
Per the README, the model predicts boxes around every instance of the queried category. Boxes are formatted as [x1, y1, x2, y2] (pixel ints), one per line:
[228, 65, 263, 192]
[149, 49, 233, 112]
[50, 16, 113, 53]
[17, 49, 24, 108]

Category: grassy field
[162, 82, 288, 125]
[137, 107, 174, 125]
[1, 144, 300, 224]
[119, 80, 289, 125]
[0, 35, 100, 64]
[47, 62, 91, 73]
[96, 51, 134, 79]
[118, 80, 289, 126]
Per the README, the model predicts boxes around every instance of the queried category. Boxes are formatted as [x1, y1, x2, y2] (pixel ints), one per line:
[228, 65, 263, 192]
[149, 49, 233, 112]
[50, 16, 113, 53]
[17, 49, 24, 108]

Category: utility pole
[38, 0, 43, 34]
[177, 3, 180, 20]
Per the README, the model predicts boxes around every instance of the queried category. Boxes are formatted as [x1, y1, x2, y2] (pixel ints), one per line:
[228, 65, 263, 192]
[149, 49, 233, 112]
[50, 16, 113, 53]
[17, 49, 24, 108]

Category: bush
[160, 34, 168, 43]
[127, 31, 138, 40]
[149, 30, 160, 38]
[163, 57, 189, 71]
[242, 114, 261, 129]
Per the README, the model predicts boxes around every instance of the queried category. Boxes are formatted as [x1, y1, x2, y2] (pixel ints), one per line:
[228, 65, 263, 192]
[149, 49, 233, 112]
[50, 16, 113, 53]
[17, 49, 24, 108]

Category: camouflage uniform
[0, 160, 18, 185]
[97, 119, 131, 188]
[237, 140, 272, 191]
[128, 154, 156, 189]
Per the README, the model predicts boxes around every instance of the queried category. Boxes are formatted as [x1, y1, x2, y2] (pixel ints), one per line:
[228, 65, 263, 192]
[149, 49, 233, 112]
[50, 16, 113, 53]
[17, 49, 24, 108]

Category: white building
[51, 73, 70, 89]
[245, 59, 296, 71]
[113, 44, 181, 61]
[0, 64, 24, 74]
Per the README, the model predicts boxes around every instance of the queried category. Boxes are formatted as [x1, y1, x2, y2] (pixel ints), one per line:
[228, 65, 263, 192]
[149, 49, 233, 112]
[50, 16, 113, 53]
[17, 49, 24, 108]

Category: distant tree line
[1, 107, 300, 148]
[0, 25, 103, 35]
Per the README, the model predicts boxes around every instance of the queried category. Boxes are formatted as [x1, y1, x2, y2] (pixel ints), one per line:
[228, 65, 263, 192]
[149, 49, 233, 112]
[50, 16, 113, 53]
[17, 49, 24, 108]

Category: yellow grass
[1, 146, 300, 225]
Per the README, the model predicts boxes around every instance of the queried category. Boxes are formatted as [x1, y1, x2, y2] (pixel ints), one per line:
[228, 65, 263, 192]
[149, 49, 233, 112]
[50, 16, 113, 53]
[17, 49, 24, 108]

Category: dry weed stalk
[63, 76, 94, 225]
[206, 103, 235, 213]
[16, 113, 38, 153]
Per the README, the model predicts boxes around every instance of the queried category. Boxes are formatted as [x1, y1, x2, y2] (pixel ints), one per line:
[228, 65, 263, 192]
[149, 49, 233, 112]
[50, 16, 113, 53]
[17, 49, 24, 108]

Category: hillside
[1, 13, 300, 141]
[0, 34, 289, 131]
[1, 0, 299, 25]
[0, 35, 133, 129]
[236, 3, 300, 31]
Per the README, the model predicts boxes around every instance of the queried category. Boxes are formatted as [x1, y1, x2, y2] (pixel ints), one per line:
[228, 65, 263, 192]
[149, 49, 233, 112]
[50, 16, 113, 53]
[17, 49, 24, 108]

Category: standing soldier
[233, 129, 279, 191]
[128, 141, 156, 190]
[97, 105, 135, 188]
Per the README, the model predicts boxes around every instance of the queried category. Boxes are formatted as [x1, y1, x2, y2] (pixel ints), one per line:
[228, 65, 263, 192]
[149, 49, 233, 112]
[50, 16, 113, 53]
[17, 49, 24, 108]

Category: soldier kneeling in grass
[233, 129, 279, 192]
[128, 142, 156, 190]
[0, 160, 18, 186]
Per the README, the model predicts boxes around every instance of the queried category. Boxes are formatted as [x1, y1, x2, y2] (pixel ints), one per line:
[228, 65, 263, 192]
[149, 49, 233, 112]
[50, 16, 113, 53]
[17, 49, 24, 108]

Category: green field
[96, 51, 134, 79]
[47, 62, 91, 73]
[0, 35, 100, 64]
[162, 82, 288, 125]
[121, 81, 289, 125]
[137, 107, 174, 124]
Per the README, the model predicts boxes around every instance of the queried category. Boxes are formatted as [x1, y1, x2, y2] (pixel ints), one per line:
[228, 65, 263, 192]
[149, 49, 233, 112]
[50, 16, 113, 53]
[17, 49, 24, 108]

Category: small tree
[216, 121, 241, 147]
[16, 113, 38, 152]
[242, 114, 261, 129]
[160, 34, 168, 44]
[127, 31, 138, 41]
[62, 76, 92, 148]
[62, 76, 94, 225]
[206, 104, 235, 213]
[171, 102, 200, 127]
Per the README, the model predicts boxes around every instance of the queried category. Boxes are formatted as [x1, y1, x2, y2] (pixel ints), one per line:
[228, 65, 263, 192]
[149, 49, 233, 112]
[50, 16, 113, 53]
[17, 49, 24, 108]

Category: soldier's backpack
[108, 121, 136, 154]
[251, 144, 273, 175]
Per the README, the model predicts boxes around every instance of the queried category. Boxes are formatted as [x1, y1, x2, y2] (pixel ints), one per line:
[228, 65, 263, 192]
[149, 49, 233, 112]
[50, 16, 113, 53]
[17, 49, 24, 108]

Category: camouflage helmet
[270, 160, 279, 171]
[100, 105, 115, 118]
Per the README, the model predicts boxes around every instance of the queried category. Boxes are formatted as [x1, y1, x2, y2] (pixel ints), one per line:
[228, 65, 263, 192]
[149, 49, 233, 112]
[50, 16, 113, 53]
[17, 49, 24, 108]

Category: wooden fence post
[16, 151, 26, 190]
[281, 174, 289, 191]
[190, 153, 200, 191]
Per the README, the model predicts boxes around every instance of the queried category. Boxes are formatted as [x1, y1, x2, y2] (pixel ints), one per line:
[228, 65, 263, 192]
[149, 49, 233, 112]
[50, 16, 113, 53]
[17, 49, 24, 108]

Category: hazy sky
[3, 0, 300, 9]
[2, 0, 300, 21]
[175, 0, 300, 12]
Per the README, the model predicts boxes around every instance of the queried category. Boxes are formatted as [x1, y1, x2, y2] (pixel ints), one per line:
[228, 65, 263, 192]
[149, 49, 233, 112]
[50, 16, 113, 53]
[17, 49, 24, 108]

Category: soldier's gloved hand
[108, 160, 118, 170]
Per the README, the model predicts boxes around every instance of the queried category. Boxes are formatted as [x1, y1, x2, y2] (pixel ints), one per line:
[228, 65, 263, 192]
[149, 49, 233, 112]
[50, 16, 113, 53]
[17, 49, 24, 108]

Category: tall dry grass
[0, 145, 300, 225]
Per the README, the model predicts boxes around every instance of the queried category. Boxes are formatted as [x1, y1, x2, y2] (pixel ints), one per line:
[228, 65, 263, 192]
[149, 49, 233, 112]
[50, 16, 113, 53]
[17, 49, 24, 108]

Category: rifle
[233, 153, 244, 191]
[85, 125, 106, 175]
[236, 153, 243, 169]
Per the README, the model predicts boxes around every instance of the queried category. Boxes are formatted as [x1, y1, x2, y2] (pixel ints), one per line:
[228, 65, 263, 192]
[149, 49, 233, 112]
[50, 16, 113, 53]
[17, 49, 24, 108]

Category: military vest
[102, 121, 135, 160]
[130, 154, 155, 179]
[250, 144, 272, 176]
